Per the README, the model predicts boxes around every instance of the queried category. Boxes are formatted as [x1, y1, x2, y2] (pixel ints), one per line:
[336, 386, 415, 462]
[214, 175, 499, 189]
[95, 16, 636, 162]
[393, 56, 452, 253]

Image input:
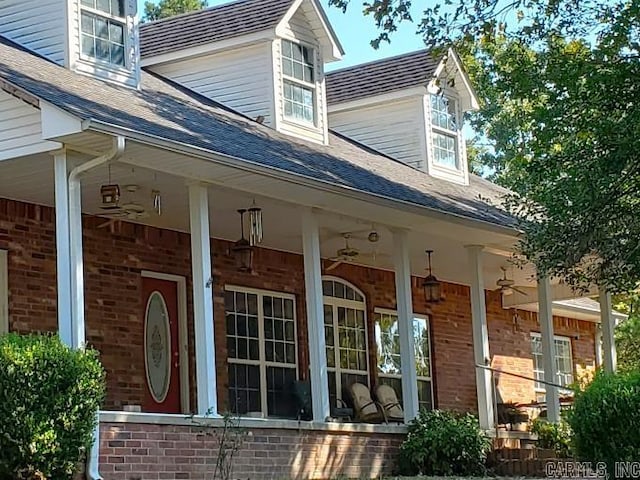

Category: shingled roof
[139, 0, 294, 59]
[0, 36, 514, 230]
[326, 49, 440, 105]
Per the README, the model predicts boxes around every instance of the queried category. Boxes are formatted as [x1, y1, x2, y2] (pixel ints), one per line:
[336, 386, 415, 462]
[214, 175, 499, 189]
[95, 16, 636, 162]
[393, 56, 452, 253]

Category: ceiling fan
[325, 233, 360, 271]
[495, 267, 528, 296]
[97, 185, 151, 228]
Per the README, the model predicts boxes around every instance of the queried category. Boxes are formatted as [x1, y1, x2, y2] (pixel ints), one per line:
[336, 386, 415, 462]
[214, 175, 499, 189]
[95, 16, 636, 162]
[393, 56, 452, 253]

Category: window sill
[99, 410, 408, 434]
[281, 117, 319, 133]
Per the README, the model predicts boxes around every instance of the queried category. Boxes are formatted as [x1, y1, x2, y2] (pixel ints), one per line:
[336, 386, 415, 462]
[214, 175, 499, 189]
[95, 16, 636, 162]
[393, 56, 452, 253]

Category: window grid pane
[430, 95, 457, 130]
[432, 131, 457, 168]
[282, 40, 314, 83]
[226, 290, 297, 418]
[283, 81, 314, 123]
[80, 11, 125, 67]
[530, 335, 573, 392]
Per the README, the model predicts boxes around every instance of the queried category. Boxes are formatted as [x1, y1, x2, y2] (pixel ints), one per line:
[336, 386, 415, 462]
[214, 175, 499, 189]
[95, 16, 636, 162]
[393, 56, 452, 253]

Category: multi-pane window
[531, 333, 574, 394]
[430, 95, 459, 169]
[322, 278, 368, 408]
[374, 310, 434, 411]
[225, 287, 297, 418]
[281, 40, 315, 124]
[80, 0, 126, 67]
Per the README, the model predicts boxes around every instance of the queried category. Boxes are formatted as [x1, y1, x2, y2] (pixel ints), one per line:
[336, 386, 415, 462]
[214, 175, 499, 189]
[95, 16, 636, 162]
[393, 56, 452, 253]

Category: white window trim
[280, 38, 318, 128]
[373, 308, 434, 407]
[530, 332, 574, 393]
[78, 0, 130, 71]
[225, 285, 299, 418]
[0, 250, 7, 334]
[322, 277, 369, 403]
[429, 93, 462, 172]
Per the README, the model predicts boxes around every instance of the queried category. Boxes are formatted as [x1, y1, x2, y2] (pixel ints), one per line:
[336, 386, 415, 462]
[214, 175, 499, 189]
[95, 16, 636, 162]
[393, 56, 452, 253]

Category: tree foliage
[328, 0, 640, 293]
[143, 0, 207, 22]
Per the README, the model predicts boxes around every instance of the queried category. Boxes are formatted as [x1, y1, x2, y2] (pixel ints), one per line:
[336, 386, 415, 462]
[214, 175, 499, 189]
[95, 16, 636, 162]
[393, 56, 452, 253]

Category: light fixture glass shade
[422, 274, 442, 303]
[423, 249, 442, 303]
[232, 237, 253, 272]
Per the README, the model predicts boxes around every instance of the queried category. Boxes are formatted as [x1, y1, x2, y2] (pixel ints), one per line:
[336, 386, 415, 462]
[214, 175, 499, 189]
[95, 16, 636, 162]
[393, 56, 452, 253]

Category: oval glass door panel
[144, 291, 171, 403]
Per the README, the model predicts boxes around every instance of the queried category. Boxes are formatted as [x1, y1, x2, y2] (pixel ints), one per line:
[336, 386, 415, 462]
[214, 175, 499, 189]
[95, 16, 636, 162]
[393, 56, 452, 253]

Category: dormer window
[281, 40, 315, 124]
[430, 94, 459, 169]
[80, 0, 126, 67]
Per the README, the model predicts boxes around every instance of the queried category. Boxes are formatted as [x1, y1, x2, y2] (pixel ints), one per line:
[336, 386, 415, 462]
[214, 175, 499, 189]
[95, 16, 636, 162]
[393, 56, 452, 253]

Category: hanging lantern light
[232, 209, 254, 272]
[422, 249, 442, 303]
[248, 200, 263, 246]
[100, 165, 120, 209]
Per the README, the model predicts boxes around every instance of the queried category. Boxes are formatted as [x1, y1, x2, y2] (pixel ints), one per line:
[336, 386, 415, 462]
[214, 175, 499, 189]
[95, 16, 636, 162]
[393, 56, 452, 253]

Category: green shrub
[0, 333, 105, 480]
[530, 417, 572, 458]
[567, 370, 640, 478]
[397, 409, 491, 476]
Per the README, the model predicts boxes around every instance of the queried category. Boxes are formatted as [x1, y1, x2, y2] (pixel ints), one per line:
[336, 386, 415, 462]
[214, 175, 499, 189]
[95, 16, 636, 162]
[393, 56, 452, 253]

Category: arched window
[322, 277, 368, 407]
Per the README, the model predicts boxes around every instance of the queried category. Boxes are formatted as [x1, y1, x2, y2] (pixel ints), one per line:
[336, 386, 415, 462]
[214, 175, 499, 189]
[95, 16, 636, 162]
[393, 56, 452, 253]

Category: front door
[142, 277, 181, 413]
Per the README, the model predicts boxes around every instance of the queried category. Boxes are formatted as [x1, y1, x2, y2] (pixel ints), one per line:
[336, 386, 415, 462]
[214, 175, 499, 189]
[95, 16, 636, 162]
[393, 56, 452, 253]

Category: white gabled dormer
[0, 0, 140, 88]
[140, 0, 343, 144]
[326, 49, 478, 185]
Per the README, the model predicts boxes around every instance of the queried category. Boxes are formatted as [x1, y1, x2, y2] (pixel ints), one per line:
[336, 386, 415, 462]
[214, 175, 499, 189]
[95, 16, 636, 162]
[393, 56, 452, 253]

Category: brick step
[488, 448, 560, 477]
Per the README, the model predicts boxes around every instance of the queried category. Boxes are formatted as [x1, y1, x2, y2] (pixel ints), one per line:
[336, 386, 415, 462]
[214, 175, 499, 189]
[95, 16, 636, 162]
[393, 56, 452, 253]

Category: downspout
[67, 136, 126, 480]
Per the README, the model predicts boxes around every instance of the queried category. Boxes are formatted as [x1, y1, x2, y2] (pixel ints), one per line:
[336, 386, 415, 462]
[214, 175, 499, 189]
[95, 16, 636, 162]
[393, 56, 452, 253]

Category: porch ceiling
[0, 136, 540, 291]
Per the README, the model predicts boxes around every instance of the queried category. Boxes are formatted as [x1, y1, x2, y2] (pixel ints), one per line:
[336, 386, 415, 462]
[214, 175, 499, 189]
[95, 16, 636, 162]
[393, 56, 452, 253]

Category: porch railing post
[392, 229, 419, 422]
[53, 150, 73, 346]
[466, 245, 494, 430]
[301, 208, 330, 422]
[538, 275, 560, 422]
[598, 288, 617, 373]
[188, 183, 218, 416]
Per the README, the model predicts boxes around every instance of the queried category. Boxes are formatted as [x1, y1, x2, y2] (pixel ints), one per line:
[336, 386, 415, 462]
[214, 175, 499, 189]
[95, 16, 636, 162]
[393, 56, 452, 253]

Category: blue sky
[137, 0, 428, 71]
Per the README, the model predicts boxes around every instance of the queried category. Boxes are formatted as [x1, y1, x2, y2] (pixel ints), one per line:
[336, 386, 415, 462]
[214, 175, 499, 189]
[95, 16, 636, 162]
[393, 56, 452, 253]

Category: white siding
[0, 0, 66, 64]
[275, 7, 328, 144]
[150, 42, 275, 125]
[0, 91, 59, 161]
[329, 98, 427, 170]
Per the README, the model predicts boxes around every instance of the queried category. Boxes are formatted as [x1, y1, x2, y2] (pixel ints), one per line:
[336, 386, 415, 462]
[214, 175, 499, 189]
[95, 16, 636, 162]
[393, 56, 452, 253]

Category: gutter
[82, 119, 520, 238]
[66, 136, 126, 480]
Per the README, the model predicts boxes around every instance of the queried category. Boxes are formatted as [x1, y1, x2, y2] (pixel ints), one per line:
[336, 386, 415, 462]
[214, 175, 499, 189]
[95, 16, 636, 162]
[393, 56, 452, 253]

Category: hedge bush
[567, 370, 640, 478]
[0, 333, 105, 480]
[397, 409, 490, 476]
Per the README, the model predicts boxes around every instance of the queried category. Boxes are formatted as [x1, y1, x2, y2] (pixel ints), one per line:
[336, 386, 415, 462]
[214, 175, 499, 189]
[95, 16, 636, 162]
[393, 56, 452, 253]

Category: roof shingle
[139, 0, 293, 59]
[326, 49, 439, 105]
[0, 36, 514, 230]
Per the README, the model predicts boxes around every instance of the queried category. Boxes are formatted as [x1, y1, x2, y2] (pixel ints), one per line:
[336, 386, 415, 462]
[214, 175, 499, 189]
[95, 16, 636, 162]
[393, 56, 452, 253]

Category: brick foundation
[0, 197, 598, 414]
[98, 420, 403, 479]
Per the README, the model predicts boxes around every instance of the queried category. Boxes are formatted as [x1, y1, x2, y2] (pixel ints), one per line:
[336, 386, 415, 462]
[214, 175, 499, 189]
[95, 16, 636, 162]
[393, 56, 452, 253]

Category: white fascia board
[516, 301, 627, 324]
[140, 29, 276, 67]
[276, 0, 344, 62]
[327, 86, 427, 113]
[428, 49, 480, 112]
[41, 101, 84, 140]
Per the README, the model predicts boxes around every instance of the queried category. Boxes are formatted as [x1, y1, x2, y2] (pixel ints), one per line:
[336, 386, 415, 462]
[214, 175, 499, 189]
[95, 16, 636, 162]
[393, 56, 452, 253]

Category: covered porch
[0, 129, 618, 478]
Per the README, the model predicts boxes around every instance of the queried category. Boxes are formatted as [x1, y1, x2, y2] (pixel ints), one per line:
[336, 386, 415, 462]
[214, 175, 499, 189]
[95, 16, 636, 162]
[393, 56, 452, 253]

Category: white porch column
[301, 209, 330, 422]
[53, 151, 73, 346]
[598, 289, 617, 373]
[392, 229, 419, 422]
[467, 245, 494, 430]
[68, 170, 86, 349]
[188, 184, 218, 416]
[538, 275, 560, 422]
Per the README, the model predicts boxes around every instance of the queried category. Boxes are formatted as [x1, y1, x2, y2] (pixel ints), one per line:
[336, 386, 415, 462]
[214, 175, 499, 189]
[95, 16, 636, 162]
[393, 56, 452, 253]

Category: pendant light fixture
[232, 209, 254, 272]
[422, 249, 442, 303]
[100, 164, 120, 210]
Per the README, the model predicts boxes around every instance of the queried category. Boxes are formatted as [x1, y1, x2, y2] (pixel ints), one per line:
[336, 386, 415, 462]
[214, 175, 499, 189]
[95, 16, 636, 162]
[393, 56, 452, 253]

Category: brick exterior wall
[0, 197, 598, 413]
[99, 422, 402, 479]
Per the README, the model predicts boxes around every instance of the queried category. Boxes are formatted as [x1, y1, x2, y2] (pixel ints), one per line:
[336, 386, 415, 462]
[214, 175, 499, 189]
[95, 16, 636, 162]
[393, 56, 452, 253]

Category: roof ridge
[140, 0, 291, 28]
[326, 47, 438, 76]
